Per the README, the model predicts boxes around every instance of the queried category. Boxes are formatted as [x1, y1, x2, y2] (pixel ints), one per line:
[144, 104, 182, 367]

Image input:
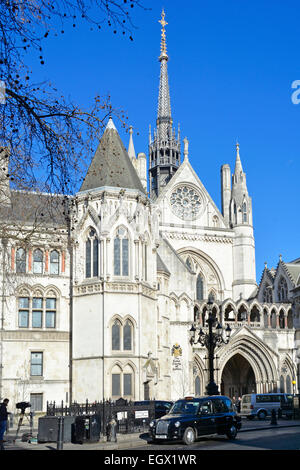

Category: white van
[240, 393, 293, 420]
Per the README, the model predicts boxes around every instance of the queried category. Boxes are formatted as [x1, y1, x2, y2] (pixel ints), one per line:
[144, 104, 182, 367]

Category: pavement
[2, 416, 300, 451]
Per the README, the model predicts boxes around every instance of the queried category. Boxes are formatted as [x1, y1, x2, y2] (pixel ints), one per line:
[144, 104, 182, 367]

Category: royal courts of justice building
[0, 11, 299, 412]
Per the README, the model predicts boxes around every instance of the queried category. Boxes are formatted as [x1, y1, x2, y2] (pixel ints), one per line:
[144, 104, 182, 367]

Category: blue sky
[26, 0, 300, 281]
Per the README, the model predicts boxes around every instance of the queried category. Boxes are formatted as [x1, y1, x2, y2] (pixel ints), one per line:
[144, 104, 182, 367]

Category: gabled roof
[79, 118, 145, 194]
[282, 262, 300, 286]
[153, 156, 227, 227]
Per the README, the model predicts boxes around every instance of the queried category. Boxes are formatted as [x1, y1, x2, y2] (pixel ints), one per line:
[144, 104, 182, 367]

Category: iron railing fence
[46, 398, 156, 434]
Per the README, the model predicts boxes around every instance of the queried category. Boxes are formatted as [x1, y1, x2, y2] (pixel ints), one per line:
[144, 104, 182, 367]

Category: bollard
[270, 408, 277, 425]
[57, 416, 64, 450]
[29, 411, 34, 436]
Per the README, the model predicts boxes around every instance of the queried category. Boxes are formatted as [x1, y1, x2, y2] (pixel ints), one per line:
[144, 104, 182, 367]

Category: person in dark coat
[0, 399, 9, 447]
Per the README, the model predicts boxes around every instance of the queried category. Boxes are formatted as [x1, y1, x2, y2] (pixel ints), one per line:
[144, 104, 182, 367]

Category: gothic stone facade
[0, 16, 299, 411]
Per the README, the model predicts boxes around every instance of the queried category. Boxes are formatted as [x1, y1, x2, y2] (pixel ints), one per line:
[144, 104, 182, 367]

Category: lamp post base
[206, 381, 219, 396]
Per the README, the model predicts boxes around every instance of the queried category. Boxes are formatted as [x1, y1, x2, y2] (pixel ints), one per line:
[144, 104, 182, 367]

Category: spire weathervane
[159, 9, 168, 60]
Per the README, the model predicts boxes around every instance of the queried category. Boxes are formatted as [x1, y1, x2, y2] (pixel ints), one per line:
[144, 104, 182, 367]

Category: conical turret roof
[80, 118, 145, 193]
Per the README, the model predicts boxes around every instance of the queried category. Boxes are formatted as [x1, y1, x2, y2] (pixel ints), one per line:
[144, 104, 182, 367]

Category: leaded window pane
[19, 297, 29, 308]
[33, 249, 43, 274]
[46, 311, 55, 328]
[195, 376, 201, 396]
[33, 298, 43, 309]
[46, 298, 56, 309]
[50, 250, 59, 275]
[124, 374, 132, 396]
[122, 238, 129, 276]
[114, 238, 121, 275]
[196, 275, 204, 300]
[32, 311, 42, 328]
[16, 248, 26, 273]
[19, 310, 29, 328]
[112, 322, 120, 350]
[86, 240, 91, 278]
[123, 322, 132, 350]
[112, 374, 120, 397]
[93, 238, 99, 277]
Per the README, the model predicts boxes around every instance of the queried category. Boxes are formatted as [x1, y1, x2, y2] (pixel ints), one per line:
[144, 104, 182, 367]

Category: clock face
[170, 185, 203, 220]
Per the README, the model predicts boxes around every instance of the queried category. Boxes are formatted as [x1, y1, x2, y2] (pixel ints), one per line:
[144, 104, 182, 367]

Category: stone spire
[127, 125, 136, 162]
[149, 10, 181, 199]
[157, 9, 172, 141]
[233, 142, 244, 183]
[230, 142, 252, 226]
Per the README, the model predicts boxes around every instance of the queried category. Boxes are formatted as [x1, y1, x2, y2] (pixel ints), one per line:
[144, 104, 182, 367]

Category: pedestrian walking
[0, 398, 10, 450]
[232, 396, 237, 411]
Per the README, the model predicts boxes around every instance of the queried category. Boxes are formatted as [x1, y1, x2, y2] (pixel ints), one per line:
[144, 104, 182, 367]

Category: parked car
[240, 393, 294, 420]
[148, 395, 241, 445]
[134, 400, 173, 419]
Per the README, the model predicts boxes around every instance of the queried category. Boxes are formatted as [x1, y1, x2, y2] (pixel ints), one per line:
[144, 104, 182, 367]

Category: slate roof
[79, 118, 145, 194]
[0, 190, 69, 227]
[283, 262, 300, 286]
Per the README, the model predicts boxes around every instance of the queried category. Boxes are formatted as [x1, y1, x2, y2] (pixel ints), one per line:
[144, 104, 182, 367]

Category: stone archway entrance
[221, 353, 256, 398]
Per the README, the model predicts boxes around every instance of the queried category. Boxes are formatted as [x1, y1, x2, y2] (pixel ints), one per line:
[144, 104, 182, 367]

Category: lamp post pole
[206, 312, 219, 395]
[190, 298, 231, 396]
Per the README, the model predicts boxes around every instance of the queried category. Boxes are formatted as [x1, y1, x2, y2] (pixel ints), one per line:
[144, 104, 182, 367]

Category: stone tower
[148, 10, 181, 199]
[229, 143, 256, 299]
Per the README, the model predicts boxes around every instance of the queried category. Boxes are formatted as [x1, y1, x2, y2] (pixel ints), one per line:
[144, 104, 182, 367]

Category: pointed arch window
[112, 320, 121, 351]
[195, 376, 201, 397]
[86, 239, 91, 278]
[242, 202, 247, 223]
[50, 250, 59, 275]
[112, 365, 134, 399]
[33, 249, 43, 274]
[212, 215, 219, 227]
[278, 277, 288, 302]
[85, 229, 99, 278]
[16, 248, 26, 273]
[111, 318, 134, 353]
[114, 227, 129, 276]
[263, 284, 273, 303]
[123, 320, 132, 351]
[196, 274, 204, 301]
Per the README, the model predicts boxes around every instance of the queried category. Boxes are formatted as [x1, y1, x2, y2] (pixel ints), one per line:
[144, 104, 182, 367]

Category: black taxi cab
[148, 395, 242, 445]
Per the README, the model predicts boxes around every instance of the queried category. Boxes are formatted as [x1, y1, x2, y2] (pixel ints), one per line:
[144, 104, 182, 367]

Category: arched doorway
[221, 353, 256, 398]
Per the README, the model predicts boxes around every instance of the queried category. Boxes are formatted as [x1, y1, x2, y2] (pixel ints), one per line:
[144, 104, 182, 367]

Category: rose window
[170, 185, 203, 220]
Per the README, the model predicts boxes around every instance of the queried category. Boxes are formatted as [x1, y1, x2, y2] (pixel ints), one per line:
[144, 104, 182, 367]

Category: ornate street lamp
[189, 297, 232, 395]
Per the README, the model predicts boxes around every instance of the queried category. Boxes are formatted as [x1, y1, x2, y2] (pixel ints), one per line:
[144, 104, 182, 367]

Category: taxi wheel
[226, 424, 237, 440]
[183, 427, 196, 445]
